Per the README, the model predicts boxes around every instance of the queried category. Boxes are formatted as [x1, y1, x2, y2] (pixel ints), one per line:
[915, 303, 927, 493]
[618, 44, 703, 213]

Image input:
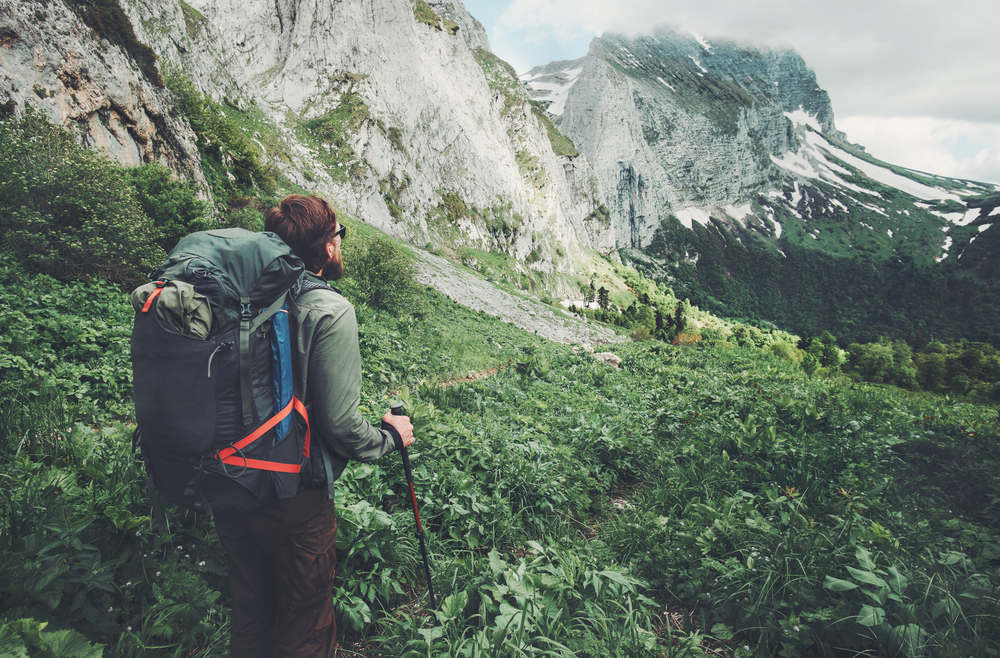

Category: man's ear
[326, 241, 334, 258]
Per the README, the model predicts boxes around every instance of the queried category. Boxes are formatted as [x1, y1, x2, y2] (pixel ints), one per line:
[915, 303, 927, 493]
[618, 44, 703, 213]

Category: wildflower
[199, 560, 206, 567]
[155, 571, 161, 576]
[108, 606, 114, 612]
[794, 625, 800, 632]
[125, 581, 132, 587]
[185, 554, 190, 559]
[135, 530, 141, 537]
[176, 545, 183, 550]
[127, 626, 132, 632]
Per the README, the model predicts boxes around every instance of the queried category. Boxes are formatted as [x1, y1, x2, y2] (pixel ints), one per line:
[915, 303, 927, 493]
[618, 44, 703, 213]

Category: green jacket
[292, 274, 397, 484]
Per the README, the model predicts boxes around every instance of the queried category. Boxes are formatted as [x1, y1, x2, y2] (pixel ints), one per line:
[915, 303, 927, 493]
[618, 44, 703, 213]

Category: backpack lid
[158, 229, 304, 306]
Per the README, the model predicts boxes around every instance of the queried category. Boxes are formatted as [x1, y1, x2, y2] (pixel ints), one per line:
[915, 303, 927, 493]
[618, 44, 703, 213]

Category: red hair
[264, 195, 338, 272]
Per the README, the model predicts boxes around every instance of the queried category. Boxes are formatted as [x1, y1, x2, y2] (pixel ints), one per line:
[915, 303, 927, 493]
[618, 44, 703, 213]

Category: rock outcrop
[0, 0, 205, 188]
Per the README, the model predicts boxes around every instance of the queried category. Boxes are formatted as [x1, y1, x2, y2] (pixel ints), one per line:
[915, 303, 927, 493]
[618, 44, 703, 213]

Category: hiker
[212, 194, 415, 658]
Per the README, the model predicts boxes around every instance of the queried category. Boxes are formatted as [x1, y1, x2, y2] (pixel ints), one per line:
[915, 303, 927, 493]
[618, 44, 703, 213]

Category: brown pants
[214, 487, 338, 658]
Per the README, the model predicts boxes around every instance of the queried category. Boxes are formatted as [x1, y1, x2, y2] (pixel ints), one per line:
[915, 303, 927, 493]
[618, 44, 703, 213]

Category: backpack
[131, 228, 321, 525]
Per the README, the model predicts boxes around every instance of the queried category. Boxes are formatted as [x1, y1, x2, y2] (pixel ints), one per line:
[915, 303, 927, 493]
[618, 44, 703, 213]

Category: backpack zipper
[207, 342, 233, 379]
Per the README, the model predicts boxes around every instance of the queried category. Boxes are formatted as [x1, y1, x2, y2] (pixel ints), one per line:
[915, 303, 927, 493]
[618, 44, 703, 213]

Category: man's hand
[382, 411, 415, 447]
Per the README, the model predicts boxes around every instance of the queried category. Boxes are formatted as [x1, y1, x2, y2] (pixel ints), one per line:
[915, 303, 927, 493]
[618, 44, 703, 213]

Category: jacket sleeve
[307, 304, 397, 462]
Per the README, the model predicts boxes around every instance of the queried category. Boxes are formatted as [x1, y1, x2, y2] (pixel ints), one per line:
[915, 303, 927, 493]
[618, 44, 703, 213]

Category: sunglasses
[331, 224, 347, 241]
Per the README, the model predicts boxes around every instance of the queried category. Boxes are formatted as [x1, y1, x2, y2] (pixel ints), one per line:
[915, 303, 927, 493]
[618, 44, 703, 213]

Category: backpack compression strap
[141, 281, 166, 313]
[239, 290, 292, 426]
[216, 395, 310, 472]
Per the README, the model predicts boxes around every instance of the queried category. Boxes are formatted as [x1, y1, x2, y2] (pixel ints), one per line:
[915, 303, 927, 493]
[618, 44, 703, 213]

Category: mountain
[524, 27, 1000, 344]
[0, 0, 613, 283]
[3, 2, 998, 344]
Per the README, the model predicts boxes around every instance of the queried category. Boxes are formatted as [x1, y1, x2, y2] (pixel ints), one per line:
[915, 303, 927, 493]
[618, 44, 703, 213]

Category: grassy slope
[1, 254, 999, 656]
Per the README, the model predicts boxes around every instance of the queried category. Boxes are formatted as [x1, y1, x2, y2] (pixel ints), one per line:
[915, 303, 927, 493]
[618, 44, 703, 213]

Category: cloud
[838, 116, 1000, 185]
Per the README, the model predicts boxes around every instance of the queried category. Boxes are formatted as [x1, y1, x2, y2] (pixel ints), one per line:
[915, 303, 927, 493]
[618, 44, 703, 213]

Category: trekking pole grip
[390, 402, 414, 479]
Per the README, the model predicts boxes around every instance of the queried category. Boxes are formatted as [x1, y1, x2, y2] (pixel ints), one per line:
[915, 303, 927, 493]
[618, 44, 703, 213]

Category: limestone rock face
[526, 27, 844, 248]
[1, 0, 611, 272]
[0, 0, 205, 187]
[123, 0, 613, 268]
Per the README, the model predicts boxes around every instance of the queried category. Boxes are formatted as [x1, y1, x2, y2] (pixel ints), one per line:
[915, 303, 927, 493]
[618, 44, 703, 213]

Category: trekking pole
[392, 402, 437, 609]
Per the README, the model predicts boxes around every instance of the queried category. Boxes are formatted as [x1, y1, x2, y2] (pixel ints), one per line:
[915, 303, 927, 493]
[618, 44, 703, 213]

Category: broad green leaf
[418, 626, 446, 643]
[39, 629, 104, 658]
[823, 576, 859, 591]
[710, 623, 734, 640]
[855, 547, 877, 571]
[599, 570, 632, 587]
[890, 623, 928, 658]
[435, 590, 468, 623]
[857, 604, 885, 627]
[847, 566, 887, 588]
[885, 566, 907, 596]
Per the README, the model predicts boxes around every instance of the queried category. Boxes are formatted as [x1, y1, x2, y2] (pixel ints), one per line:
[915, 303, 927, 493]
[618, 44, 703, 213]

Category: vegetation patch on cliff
[412, 0, 458, 34]
[164, 67, 276, 206]
[296, 92, 372, 184]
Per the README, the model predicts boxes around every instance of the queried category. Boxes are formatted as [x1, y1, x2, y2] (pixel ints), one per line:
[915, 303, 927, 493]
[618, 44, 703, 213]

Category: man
[213, 194, 414, 658]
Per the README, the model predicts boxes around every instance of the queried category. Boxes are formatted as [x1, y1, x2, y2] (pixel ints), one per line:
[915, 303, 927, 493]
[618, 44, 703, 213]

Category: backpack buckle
[240, 302, 252, 318]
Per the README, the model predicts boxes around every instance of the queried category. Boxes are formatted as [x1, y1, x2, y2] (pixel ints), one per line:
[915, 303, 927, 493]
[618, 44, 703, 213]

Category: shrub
[0, 109, 165, 288]
[341, 232, 426, 314]
[770, 339, 802, 365]
[126, 162, 212, 252]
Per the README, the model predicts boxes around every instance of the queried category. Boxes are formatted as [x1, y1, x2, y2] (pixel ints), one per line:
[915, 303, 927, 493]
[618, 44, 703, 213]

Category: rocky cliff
[524, 26, 999, 342]
[1, 0, 613, 276]
[0, 0, 206, 187]
[525, 27, 851, 249]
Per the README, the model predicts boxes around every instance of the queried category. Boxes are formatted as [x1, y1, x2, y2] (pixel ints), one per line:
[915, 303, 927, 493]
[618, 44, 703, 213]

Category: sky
[461, 0, 1000, 186]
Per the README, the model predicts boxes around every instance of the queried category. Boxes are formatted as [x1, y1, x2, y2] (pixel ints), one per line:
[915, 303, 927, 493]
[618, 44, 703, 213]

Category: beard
[320, 253, 344, 280]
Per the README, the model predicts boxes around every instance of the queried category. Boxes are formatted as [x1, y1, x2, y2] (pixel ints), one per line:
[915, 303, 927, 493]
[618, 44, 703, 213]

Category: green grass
[1, 250, 998, 657]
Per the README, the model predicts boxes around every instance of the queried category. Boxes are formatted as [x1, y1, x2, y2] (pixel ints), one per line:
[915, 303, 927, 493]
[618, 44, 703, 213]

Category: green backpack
[131, 229, 322, 524]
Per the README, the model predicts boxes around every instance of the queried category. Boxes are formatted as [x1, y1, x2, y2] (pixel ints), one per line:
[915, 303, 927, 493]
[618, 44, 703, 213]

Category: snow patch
[724, 203, 753, 224]
[989, 206, 1000, 217]
[686, 28, 712, 51]
[887, 229, 893, 238]
[777, 110, 960, 203]
[520, 66, 584, 117]
[656, 76, 676, 91]
[688, 55, 708, 74]
[674, 207, 713, 230]
[785, 108, 822, 133]
[937, 236, 953, 262]
[980, 223, 993, 232]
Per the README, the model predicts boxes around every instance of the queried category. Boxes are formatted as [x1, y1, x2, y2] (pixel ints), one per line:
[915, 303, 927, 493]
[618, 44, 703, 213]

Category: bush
[341, 232, 426, 314]
[126, 163, 212, 252]
[0, 109, 166, 288]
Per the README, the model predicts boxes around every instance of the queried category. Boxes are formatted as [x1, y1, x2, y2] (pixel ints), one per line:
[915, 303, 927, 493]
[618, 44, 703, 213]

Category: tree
[597, 286, 609, 310]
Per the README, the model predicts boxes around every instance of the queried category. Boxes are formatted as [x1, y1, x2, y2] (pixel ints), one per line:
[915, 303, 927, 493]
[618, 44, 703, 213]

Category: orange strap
[216, 396, 311, 473]
[141, 281, 166, 313]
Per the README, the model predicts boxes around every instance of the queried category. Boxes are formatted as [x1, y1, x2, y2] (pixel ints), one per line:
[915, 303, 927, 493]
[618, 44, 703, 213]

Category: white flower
[794, 625, 800, 632]
[125, 581, 132, 587]
[127, 626, 132, 632]
[107, 606, 113, 612]
[155, 571, 161, 576]
[199, 561, 206, 567]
